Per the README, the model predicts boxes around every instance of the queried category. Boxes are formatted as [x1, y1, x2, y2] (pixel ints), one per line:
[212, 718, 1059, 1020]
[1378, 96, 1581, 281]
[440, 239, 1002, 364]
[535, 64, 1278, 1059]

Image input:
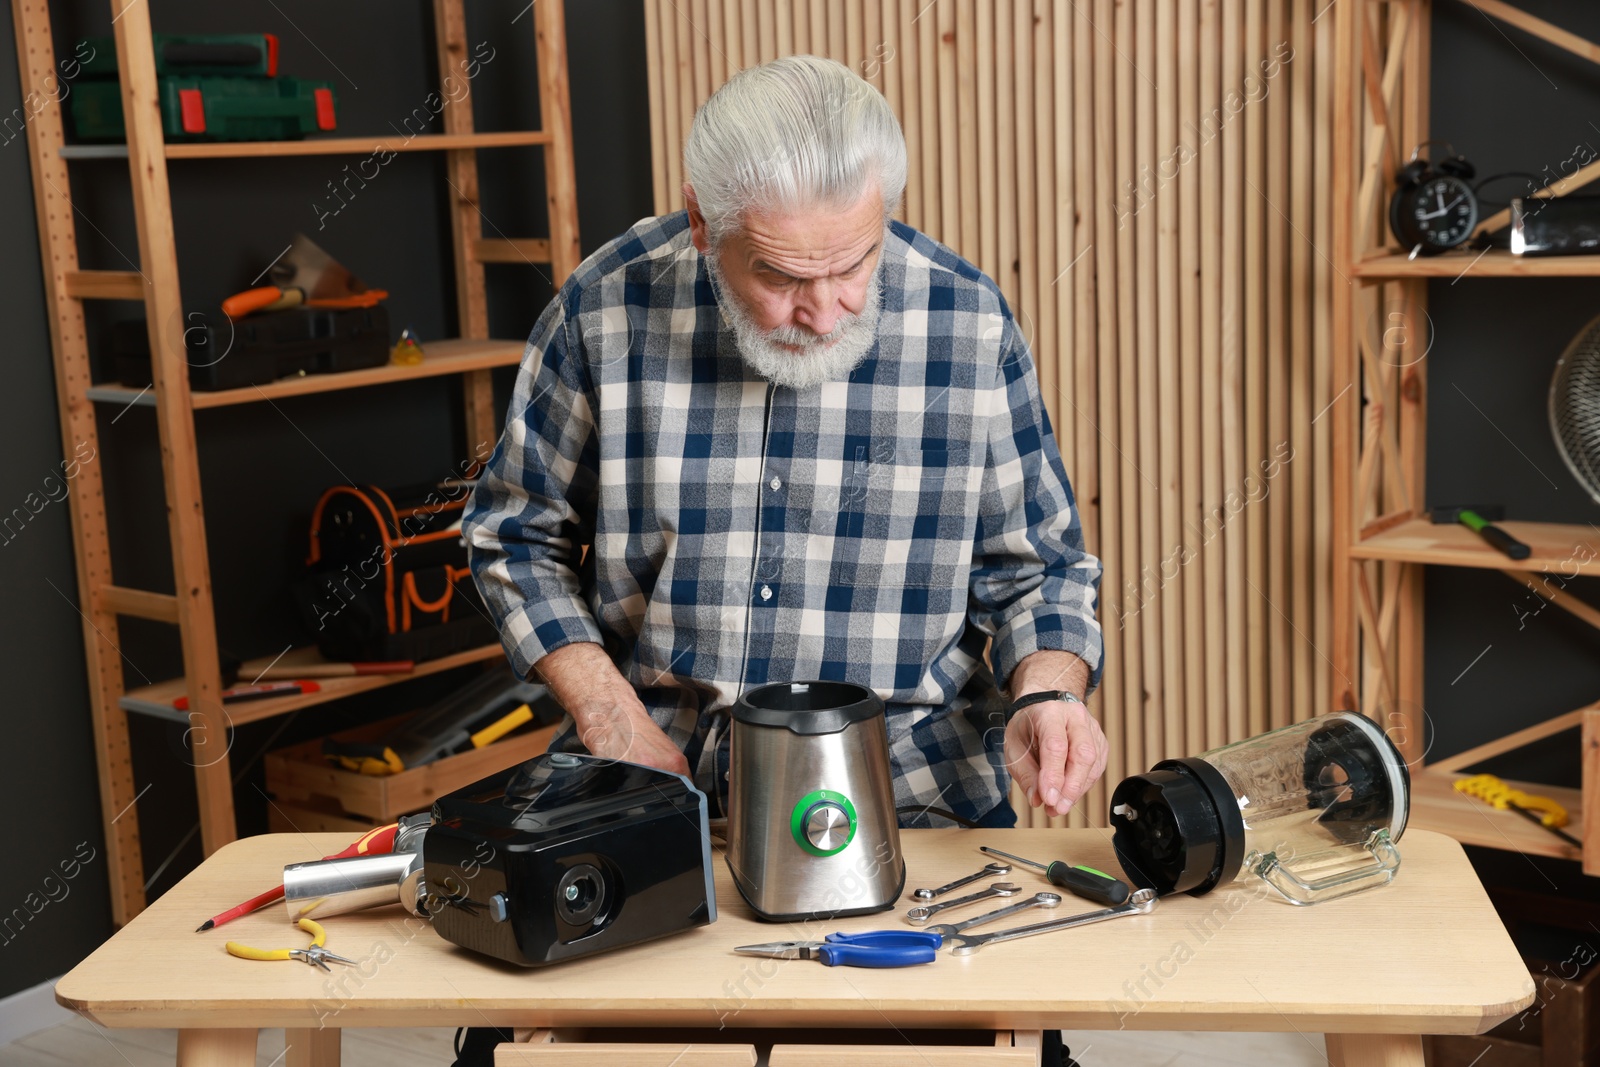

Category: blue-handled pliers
[734, 930, 942, 967]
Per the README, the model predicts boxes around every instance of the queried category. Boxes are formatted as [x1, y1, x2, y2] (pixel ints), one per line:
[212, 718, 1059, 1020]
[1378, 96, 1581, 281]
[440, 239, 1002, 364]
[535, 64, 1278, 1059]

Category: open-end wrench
[905, 882, 1021, 925]
[923, 892, 1062, 938]
[948, 888, 1159, 955]
[912, 861, 1013, 901]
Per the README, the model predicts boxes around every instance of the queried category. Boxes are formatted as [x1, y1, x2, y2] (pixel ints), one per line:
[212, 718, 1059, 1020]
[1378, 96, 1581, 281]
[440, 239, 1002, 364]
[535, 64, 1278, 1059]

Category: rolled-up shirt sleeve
[463, 290, 604, 681]
[968, 311, 1105, 696]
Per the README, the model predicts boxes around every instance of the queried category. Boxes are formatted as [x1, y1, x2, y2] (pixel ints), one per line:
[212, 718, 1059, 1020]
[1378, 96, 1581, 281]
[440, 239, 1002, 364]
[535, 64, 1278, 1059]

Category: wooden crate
[264, 713, 558, 833]
[496, 1027, 1044, 1066]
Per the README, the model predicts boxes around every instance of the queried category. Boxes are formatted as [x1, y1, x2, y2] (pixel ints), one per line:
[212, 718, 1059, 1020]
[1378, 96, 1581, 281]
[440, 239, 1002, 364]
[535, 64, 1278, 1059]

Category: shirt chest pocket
[828, 444, 975, 591]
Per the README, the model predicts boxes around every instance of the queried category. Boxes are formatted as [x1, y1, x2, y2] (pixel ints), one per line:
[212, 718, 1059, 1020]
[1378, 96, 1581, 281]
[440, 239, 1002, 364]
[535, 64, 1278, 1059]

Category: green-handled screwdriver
[979, 846, 1131, 906]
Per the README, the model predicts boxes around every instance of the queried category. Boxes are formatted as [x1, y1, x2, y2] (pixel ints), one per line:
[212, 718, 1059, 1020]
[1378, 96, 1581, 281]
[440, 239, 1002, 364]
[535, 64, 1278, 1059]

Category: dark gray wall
[1426, 1, 1600, 893]
[0, 0, 652, 996]
[1425, 1, 1600, 783]
[0, 2, 112, 997]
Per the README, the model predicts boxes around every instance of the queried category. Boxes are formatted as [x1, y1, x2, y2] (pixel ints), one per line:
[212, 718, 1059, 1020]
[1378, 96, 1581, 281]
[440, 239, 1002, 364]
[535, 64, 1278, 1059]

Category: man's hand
[573, 697, 691, 777]
[534, 642, 690, 777]
[1004, 697, 1108, 817]
[1005, 649, 1104, 817]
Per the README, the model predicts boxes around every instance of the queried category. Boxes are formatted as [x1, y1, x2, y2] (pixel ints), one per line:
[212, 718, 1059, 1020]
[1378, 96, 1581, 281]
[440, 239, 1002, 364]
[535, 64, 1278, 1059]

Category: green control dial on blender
[791, 790, 857, 856]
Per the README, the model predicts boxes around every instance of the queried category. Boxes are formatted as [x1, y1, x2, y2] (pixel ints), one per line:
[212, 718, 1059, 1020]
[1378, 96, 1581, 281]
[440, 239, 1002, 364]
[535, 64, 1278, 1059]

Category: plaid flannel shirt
[463, 211, 1103, 825]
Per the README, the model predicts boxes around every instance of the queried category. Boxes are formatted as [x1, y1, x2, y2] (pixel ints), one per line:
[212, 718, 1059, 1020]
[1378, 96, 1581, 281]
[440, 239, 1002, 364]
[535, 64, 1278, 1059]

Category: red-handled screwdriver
[979, 846, 1131, 906]
[195, 823, 400, 931]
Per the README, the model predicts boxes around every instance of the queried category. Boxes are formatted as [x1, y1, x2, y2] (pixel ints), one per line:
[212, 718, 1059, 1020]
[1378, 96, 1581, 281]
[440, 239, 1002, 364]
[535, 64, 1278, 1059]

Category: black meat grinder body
[423, 751, 717, 967]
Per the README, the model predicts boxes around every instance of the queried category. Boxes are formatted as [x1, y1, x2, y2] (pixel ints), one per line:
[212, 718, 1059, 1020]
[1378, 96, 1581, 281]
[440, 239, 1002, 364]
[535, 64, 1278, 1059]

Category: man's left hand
[1004, 697, 1108, 818]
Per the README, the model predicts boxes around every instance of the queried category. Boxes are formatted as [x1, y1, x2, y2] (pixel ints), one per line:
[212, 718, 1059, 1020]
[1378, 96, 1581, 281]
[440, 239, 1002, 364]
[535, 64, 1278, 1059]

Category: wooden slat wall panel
[1199, 0, 1225, 752]
[1093, 0, 1125, 821]
[641, 1, 1334, 827]
[1070, 0, 1101, 829]
[1178, 0, 1204, 757]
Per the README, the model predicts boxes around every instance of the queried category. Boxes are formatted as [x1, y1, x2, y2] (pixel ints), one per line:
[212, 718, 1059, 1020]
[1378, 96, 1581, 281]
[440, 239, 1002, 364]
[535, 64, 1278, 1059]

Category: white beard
[703, 245, 883, 390]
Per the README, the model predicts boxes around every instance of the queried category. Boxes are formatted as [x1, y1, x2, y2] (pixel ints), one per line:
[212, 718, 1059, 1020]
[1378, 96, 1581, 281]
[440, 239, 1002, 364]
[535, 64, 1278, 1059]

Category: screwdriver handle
[1045, 861, 1131, 906]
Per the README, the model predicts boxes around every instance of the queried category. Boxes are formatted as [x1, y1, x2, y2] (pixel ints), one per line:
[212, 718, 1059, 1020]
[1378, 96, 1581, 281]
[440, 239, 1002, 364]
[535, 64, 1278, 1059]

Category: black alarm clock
[1389, 141, 1479, 257]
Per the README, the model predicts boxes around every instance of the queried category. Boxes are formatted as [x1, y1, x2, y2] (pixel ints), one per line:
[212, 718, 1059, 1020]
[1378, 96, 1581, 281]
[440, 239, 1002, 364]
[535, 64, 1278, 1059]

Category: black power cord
[894, 803, 982, 828]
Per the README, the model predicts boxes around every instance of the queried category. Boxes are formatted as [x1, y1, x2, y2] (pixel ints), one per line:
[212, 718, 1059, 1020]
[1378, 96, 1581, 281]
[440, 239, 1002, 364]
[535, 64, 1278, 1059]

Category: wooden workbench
[56, 829, 1533, 1066]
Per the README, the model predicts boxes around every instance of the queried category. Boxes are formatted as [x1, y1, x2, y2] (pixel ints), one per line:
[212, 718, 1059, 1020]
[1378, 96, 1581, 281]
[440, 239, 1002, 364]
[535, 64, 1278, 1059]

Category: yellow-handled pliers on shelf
[225, 918, 357, 972]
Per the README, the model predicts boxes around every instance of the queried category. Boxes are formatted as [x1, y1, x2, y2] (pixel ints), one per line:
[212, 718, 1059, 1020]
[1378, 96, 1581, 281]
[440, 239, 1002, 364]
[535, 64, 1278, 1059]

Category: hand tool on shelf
[173, 680, 320, 710]
[911, 861, 1012, 901]
[922, 892, 1062, 939]
[322, 700, 540, 777]
[252, 658, 413, 681]
[320, 738, 407, 777]
[904, 882, 1020, 925]
[196, 823, 399, 931]
[1430, 505, 1531, 561]
[735, 930, 943, 968]
[1453, 773, 1581, 848]
[225, 918, 356, 972]
[221, 233, 387, 319]
[978, 845, 1131, 906]
[949, 889, 1159, 956]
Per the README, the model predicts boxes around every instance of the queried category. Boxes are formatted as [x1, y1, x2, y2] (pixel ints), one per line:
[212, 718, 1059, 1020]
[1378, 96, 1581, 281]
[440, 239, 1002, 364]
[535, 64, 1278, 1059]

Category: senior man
[463, 55, 1105, 828]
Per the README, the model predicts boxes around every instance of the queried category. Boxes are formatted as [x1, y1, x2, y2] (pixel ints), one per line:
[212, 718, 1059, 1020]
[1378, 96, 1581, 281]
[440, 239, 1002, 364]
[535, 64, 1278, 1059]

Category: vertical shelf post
[12, 0, 147, 923]
[432, 0, 497, 460]
[537, 0, 582, 282]
[110, 0, 236, 858]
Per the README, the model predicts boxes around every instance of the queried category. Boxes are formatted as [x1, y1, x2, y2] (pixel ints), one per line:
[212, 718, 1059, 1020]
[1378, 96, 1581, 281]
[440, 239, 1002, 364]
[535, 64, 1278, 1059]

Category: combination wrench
[912, 861, 1013, 901]
[948, 888, 1159, 955]
[904, 882, 1020, 925]
[923, 892, 1063, 938]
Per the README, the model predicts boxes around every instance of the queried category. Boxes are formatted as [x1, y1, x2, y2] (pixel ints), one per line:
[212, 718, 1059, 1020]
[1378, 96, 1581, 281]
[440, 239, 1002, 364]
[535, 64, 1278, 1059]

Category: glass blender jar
[1109, 712, 1410, 905]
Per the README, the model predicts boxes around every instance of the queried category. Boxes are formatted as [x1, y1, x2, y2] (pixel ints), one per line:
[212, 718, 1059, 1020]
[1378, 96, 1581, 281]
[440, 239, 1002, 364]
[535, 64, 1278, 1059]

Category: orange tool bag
[294, 479, 497, 663]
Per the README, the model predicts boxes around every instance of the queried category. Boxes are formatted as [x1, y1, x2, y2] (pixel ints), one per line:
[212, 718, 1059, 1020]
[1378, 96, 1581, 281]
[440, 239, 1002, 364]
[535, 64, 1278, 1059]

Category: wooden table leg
[176, 1029, 257, 1066]
[1324, 1033, 1425, 1067]
[286, 1027, 342, 1067]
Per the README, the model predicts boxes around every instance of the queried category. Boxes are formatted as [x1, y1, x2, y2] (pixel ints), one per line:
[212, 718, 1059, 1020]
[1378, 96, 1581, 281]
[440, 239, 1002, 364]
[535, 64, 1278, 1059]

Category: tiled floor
[1, 1016, 1326, 1065]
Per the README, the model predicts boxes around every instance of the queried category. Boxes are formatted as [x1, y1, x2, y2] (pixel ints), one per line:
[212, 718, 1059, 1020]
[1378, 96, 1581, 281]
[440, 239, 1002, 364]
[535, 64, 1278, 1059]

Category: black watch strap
[1004, 689, 1085, 727]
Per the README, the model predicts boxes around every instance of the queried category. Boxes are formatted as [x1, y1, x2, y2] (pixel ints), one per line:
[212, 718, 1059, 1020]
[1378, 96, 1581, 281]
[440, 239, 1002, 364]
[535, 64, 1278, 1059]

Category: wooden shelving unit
[1332, 0, 1600, 875]
[1409, 768, 1583, 862]
[1349, 518, 1600, 575]
[117, 644, 507, 726]
[13, 0, 581, 923]
[85, 338, 527, 409]
[1355, 248, 1600, 279]
[59, 130, 555, 160]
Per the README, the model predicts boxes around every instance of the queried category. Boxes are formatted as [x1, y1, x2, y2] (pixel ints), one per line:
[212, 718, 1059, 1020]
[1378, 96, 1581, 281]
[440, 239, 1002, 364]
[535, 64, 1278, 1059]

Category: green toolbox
[79, 33, 281, 78]
[70, 75, 336, 141]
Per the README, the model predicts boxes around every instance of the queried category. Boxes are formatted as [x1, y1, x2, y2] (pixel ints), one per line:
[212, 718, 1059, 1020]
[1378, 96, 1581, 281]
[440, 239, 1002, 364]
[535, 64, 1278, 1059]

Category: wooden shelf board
[86, 338, 525, 410]
[120, 643, 506, 726]
[1350, 517, 1600, 575]
[1410, 767, 1582, 862]
[60, 130, 552, 161]
[1355, 248, 1600, 279]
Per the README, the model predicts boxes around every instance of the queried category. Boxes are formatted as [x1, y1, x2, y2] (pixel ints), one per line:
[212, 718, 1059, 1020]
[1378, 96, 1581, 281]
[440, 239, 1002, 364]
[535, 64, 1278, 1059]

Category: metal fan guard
[1550, 311, 1600, 506]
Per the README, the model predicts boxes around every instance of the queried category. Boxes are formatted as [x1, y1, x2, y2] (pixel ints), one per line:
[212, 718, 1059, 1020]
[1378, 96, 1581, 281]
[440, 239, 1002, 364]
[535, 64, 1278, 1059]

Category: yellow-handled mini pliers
[225, 918, 357, 972]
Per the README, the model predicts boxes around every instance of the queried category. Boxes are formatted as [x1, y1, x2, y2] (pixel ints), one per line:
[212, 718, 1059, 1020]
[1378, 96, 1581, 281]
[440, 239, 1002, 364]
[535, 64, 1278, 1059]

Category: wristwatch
[1004, 689, 1086, 727]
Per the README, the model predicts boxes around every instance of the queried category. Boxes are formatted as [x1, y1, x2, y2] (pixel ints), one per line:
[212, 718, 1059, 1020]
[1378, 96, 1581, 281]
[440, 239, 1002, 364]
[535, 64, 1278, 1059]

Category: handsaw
[221, 233, 388, 319]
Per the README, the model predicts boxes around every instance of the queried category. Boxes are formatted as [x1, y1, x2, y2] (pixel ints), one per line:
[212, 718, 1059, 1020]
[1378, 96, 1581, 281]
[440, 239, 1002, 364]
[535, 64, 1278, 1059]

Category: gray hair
[683, 55, 907, 244]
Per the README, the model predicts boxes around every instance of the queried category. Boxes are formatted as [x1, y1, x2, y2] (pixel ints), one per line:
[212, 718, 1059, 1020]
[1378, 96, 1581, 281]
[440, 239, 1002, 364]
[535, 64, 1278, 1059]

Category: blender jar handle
[1247, 829, 1402, 906]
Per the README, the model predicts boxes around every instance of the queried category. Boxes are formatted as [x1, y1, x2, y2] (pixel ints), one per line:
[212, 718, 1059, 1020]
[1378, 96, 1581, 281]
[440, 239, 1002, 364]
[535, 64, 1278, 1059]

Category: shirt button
[769, 477, 781, 491]
[760, 585, 773, 601]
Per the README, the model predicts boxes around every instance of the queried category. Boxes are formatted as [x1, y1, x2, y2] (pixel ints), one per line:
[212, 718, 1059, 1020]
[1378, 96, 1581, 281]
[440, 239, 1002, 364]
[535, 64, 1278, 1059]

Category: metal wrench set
[901, 853, 1157, 955]
[735, 849, 1155, 966]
